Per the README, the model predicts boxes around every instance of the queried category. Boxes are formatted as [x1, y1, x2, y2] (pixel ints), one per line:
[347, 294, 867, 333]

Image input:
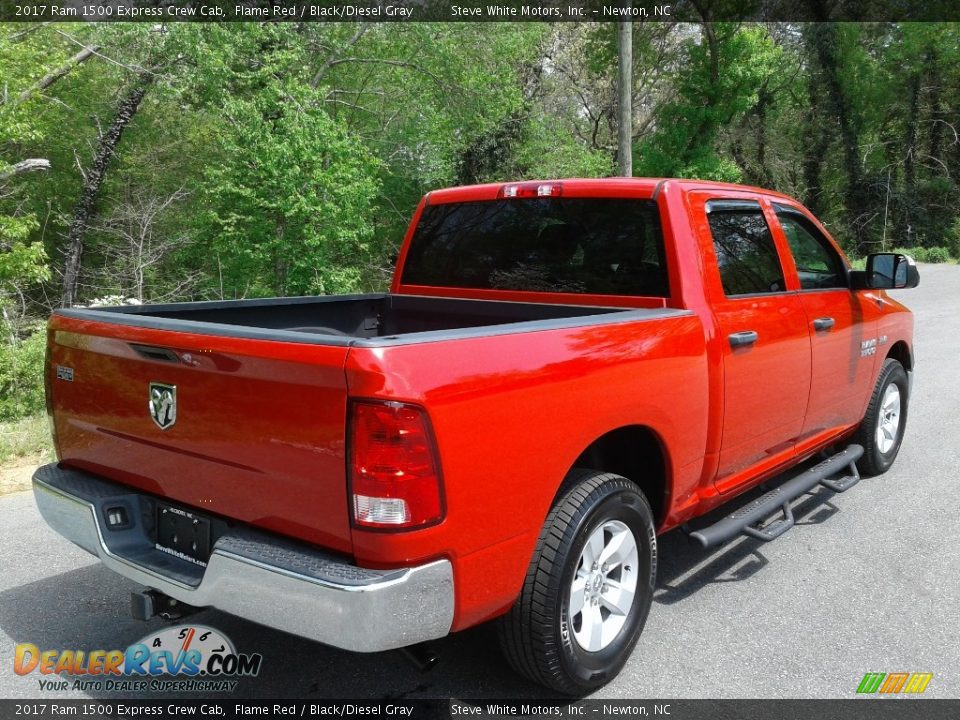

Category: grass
[0, 413, 53, 465]
[848, 249, 957, 270]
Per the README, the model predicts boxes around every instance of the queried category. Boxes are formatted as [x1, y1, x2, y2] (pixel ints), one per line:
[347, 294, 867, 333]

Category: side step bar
[689, 444, 863, 548]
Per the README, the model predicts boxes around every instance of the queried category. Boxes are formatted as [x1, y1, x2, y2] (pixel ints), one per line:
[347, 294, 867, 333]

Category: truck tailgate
[47, 314, 354, 554]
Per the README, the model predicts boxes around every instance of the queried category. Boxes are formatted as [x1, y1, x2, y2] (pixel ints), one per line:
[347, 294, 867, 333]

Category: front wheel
[855, 358, 909, 476]
[497, 470, 657, 695]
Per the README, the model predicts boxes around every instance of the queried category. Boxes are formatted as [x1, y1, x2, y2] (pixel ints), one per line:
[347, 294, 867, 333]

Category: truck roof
[425, 178, 798, 205]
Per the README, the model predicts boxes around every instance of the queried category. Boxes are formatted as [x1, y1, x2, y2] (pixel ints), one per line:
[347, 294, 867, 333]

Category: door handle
[813, 317, 835, 332]
[729, 330, 759, 348]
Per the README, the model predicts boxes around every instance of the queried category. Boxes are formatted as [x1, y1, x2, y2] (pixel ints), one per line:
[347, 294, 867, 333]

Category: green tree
[635, 23, 782, 181]
[197, 82, 380, 297]
[0, 27, 64, 308]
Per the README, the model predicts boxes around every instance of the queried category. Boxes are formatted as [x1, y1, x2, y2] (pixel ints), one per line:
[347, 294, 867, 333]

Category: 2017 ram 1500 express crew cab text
[34, 179, 918, 693]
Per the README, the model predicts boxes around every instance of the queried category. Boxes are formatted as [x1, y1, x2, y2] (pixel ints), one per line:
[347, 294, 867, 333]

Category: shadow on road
[0, 563, 551, 700]
[654, 478, 843, 606]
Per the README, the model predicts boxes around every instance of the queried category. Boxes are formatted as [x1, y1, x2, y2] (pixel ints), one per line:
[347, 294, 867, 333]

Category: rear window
[400, 198, 669, 297]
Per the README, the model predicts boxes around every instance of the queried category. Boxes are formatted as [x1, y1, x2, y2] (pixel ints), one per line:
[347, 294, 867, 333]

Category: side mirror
[852, 253, 920, 290]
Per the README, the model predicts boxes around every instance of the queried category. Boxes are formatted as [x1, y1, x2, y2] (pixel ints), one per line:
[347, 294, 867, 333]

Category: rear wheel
[497, 470, 656, 695]
[856, 358, 909, 476]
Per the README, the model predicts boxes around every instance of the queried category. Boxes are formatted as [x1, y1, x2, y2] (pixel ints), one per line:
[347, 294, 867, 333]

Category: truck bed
[56, 293, 650, 346]
[48, 293, 688, 558]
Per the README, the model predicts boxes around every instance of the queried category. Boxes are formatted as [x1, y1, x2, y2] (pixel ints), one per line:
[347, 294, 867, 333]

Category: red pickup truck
[34, 178, 918, 694]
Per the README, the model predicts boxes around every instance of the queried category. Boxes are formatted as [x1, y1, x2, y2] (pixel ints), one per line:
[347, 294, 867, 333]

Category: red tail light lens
[349, 400, 444, 530]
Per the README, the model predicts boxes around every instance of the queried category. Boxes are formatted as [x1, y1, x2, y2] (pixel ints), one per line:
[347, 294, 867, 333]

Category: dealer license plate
[155, 502, 212, 567]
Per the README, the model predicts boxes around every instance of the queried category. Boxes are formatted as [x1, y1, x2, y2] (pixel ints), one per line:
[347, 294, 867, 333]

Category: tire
[855, 358, 909, 476]
[497, 470, 657, 695]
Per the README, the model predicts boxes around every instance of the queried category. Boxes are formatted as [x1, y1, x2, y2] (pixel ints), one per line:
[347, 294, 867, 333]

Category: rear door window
[706, 201, 786, 296]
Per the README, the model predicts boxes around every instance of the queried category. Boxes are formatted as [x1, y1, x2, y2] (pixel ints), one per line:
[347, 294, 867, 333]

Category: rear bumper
[32, 464, 454, 652]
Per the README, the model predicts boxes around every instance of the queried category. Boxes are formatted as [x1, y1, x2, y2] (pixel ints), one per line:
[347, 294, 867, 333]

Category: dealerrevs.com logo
[14, 625, 263, 693]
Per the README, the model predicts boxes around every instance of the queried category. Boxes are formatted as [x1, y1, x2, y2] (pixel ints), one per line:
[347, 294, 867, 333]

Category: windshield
[401, 198, 669, 297]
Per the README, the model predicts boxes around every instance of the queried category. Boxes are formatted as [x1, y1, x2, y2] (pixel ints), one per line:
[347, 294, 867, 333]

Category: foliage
[514, 113, 615, 179]
[945, 218, 960, 259]
[634, 24, 782, 181]
[0, 29, 60, 302]
[891, 246, 952, 263]
[197, 82, 380, 297]
[0, 327, 46, 422]
[921, 247, 951, 263]
[0, 215, 48, 291]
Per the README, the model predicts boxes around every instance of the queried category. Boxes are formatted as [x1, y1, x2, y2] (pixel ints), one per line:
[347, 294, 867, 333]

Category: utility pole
[617, 16, 633, 176]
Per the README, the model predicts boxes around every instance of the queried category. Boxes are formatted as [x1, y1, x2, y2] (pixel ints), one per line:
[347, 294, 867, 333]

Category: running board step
[689, 444, 863, 548]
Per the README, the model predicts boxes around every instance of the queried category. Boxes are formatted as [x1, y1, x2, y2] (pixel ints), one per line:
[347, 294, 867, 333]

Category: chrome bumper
[32, 464, 454, 652]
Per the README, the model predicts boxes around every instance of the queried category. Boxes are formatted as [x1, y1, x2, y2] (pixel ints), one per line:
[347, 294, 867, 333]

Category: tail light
[349, 400, 445, 530]
[498, 181, 563, 199]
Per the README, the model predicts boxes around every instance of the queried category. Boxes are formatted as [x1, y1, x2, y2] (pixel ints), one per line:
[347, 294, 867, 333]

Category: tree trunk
[925, 46, 944, 167]
[952, 75, 960, 182]
[683, 2, 721, 160]
[897, 68, 921, 247]
[801, 79, 830, 214]
[2, 46, 99, 108]
[62, 76, 153, 307]
[617, 16, 633, 177]
[805, 20, 871, 254]
[752, 86, 774, 188]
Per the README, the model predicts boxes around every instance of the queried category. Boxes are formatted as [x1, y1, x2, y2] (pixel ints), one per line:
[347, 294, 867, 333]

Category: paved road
[2, 265, 958, 701]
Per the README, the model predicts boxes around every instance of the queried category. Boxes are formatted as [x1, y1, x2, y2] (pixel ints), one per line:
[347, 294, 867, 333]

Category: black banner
[1, 0, 960, 23]
[2, 700, 960, 720]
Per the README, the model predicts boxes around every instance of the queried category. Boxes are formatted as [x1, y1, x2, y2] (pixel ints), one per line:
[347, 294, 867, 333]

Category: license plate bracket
[155, 502, 212, 566]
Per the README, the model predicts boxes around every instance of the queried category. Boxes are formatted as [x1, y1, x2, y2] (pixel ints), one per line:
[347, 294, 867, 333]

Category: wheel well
[887, 340, 912, 371]
[571, 426, 668, 526]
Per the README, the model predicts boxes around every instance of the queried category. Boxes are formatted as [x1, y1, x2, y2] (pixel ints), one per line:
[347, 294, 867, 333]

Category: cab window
[774, 205, 848, 290]
[706, 201, 786, 296]
[403, 198, 669, 297]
